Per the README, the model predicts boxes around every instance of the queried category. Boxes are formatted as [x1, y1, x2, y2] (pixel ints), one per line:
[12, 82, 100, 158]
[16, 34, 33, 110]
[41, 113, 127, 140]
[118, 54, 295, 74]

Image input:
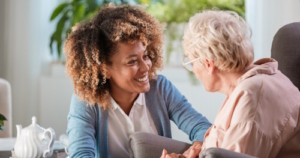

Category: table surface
[0, 138, 67, 158]
[0, 138, 16, 151]
[0, 150, 67, 158]
[0, 138, 66, 150]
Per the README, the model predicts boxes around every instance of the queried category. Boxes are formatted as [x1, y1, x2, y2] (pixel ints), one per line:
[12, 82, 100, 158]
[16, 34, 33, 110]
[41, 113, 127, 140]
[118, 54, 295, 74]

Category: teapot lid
[22, 116, 45, 133]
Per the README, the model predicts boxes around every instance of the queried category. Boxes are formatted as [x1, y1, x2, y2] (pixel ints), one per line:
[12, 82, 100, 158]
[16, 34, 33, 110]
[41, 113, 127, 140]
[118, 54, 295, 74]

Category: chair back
[0, 78, 12, 137]
[271, 22, 300, 90]
[128, 132, 191, 158]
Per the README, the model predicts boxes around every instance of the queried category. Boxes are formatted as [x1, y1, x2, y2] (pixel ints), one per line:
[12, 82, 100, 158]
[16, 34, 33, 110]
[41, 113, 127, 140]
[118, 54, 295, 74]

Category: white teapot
[14, 116, 56, 158]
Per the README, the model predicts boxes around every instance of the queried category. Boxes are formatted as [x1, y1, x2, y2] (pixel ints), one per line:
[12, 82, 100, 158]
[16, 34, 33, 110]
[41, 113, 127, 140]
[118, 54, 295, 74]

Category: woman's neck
[217, 65, 254, 97]
[110, 90, 139, 115]
[218, 72, 241, 97]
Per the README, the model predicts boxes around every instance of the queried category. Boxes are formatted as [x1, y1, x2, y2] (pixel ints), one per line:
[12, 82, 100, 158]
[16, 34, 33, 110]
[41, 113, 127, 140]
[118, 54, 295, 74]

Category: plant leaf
[0, 114, 7, 121]
[49, 13, 68, 58]
[49, 35, 55, 55]
[72, 4, 86, 26]
[0, 120, 4, 126]
[50, 2, 69, 21]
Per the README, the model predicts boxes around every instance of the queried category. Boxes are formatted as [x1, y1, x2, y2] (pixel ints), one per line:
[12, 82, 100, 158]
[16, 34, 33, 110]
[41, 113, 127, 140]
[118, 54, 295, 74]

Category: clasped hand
[160, 141, 202, 158]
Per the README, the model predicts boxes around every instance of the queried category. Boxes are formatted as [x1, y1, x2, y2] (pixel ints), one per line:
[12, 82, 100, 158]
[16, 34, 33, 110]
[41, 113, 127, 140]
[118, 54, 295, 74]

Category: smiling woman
[64, 4, 211, 158]
[106, 42, 153, 114]
[64, 4, 164, 109]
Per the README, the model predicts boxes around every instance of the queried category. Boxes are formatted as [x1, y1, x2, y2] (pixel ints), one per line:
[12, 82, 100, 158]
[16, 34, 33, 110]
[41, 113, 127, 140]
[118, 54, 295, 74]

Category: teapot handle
[42, 128, 56, 158]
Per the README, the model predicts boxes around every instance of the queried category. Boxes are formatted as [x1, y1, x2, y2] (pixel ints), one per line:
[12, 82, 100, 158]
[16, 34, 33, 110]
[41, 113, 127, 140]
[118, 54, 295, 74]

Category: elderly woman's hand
[160, 149, 186, 158]
[160, 141, 202, 158]
[182, 141, 202, 158]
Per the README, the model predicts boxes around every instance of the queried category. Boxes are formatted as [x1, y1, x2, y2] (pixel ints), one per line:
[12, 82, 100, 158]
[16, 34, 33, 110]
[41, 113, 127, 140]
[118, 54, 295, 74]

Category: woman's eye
[128, 60, 137, 64]
[143, 55, 150, 60]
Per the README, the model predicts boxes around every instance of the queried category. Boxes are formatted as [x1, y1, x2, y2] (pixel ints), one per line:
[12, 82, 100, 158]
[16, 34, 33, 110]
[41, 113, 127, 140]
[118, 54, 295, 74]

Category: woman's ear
[204, 58, 216, 75]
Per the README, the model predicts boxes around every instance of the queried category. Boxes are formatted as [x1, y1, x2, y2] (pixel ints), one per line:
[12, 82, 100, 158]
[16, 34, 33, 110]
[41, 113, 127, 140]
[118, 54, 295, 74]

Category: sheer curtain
[1, 0, 61, 136]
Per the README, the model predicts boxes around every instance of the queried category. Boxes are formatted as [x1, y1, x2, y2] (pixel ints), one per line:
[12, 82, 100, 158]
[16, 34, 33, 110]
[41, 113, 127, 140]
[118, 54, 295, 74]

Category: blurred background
[0, 0, 299, 143]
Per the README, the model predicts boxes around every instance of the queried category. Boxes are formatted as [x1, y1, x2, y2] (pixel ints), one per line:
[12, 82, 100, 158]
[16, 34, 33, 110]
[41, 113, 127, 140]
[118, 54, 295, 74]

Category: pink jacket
[202, 58, 300, 158]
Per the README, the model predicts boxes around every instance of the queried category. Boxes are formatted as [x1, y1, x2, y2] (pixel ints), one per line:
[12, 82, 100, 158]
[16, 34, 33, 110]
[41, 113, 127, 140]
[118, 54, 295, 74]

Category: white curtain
[1, 0, 61, 136]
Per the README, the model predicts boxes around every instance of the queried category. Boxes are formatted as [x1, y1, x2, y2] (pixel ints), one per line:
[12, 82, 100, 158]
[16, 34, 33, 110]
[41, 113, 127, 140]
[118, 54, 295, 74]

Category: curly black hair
[64, 4, 164, 109]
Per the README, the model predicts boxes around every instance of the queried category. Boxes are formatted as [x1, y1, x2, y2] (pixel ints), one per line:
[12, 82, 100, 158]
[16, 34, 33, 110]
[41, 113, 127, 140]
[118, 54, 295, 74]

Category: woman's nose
[139, 59, 151, 72]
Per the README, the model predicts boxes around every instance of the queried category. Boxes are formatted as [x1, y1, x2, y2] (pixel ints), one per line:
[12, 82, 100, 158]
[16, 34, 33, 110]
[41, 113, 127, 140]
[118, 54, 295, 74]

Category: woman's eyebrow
[126, 49, 147, 59]
[126, 54, 137, 59]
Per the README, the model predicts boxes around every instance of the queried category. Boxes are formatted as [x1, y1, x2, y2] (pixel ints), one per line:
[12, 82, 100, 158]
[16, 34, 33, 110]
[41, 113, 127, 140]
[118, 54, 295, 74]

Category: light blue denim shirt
[67, 75, 211, 158]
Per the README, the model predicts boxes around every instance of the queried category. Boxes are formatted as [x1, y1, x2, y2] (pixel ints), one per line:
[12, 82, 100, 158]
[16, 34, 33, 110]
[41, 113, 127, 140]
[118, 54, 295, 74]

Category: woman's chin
[204, 85, 214, 92]
[141, 85, 151, 93]
[137, 83, 150, 93]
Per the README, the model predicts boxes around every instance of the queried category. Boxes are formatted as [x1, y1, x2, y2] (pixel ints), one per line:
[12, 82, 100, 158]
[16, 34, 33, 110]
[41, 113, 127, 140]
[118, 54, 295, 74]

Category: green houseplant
[49, 0, 142, 60]
[0, 114, 7, 131]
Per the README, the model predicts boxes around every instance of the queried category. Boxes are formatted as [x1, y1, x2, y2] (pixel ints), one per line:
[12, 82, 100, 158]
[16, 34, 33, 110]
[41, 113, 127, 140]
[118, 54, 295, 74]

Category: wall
[160, 68, 224, 143]
[0, 1, 5, 78]
[246, 0, 300, 60]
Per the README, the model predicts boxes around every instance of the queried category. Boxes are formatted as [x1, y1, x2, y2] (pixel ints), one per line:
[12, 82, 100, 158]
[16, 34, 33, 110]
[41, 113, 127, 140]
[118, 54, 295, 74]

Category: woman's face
[106, 41, 152, 95]
[188, 55, 216, 92]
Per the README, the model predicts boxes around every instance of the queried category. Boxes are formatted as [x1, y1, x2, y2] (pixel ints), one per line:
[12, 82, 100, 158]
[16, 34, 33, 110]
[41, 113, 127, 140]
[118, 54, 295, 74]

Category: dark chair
[128, 132, 255, 158]
[128, 132, 191, 158]
[271, 22, 300, 90]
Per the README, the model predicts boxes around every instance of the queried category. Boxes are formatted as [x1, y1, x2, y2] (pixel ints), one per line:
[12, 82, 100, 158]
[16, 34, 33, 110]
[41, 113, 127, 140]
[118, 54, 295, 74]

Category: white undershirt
[107, 93, 158, 158]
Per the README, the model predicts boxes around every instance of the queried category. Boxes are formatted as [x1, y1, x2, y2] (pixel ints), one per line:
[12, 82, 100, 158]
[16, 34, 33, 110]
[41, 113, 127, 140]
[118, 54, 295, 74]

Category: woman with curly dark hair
[64, 4, 211, 158]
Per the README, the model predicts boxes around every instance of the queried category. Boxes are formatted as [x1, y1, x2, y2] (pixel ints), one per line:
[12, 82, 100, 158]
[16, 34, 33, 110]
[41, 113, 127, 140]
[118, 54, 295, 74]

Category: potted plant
[0, 114, 7, 131]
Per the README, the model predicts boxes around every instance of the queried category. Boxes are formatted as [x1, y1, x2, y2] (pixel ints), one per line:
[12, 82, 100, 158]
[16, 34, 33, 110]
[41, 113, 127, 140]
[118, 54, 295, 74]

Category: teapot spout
[16, 125, 22, 138]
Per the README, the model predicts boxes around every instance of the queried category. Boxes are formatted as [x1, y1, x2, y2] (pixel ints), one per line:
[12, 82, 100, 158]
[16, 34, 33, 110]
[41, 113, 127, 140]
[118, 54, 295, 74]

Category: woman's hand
[160, 149, 186, 158]
[182, 141, 202, 158]
[160, 141, 202, 158]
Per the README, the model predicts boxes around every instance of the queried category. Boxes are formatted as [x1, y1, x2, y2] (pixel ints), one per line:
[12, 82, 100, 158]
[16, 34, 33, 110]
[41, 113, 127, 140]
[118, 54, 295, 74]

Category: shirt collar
[237, 58, 278, 83]
[110, 97, 118, 110]
[110, 93, 145, 110]
[134, 93, 144, 106]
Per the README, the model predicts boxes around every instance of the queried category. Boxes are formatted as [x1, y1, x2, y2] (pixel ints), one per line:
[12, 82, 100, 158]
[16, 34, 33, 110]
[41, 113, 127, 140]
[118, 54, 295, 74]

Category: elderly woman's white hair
[182, 10, 254, 72]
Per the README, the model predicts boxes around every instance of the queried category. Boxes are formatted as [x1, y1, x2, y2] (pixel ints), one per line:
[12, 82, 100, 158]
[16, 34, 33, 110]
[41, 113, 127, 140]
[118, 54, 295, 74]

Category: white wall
[0, 1, 5, 78]
[39, 65, 73, 140]
[159, 68, 225, 143]
[246, 0, 300, 60]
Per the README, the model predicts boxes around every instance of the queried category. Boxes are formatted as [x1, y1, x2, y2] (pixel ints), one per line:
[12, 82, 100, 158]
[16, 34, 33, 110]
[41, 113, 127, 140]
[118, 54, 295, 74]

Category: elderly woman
[64, 4, 211, 158]
[162, 10, 300, 158]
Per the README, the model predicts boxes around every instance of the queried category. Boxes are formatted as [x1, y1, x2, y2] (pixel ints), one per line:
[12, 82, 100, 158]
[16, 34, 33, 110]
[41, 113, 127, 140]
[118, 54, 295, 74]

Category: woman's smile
[135, 75, 148, 82]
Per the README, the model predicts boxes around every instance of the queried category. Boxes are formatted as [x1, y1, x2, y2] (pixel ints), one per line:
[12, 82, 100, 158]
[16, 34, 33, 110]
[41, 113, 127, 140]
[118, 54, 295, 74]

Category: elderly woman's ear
[204, 58, 216, 76]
